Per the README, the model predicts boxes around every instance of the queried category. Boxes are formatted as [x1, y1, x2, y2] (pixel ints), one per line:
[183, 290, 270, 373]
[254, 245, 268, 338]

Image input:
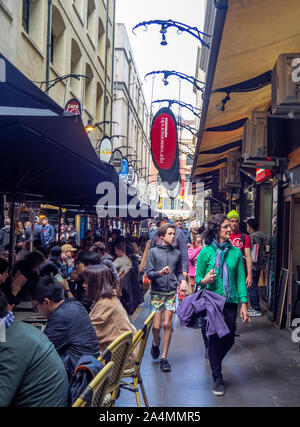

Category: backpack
[240, 232, 245, 249]
[68, 355, 103, 406]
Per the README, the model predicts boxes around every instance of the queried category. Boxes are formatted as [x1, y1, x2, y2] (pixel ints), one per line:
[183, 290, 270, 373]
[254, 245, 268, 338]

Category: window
[22, 0, 44, 49]
[85, 63, 94, 114]
[70, 38, 82, 97]
[50, 32, 54, 64]
[98, 17, 105, 64]
[87, 0, 96, 44]
[22, 0, 30, 33]
[96, 82, 104, 122]
[51, 6, 66, 74]
[163, 198, 171, 210]
[186, 155, 193, 166]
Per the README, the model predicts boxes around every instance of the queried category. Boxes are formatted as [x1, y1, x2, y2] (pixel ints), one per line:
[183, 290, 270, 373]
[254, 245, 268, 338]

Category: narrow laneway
[120, 296, 300, 407]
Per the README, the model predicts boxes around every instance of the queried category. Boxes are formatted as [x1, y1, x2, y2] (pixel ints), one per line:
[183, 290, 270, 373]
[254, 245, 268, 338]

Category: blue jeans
[248, 269, 261, 311]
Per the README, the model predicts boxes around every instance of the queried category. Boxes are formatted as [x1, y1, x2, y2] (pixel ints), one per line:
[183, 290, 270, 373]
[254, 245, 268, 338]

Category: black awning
[0, 54, 120, 207]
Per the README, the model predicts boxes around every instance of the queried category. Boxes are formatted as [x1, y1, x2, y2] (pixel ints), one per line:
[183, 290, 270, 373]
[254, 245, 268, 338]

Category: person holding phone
[195, 214, 249, 396]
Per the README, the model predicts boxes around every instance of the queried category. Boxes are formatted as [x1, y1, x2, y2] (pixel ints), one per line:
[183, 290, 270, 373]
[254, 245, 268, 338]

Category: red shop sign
[256, 168, 271, 183]
[151, 107, 179, 184]
[64, 98, 81, 116]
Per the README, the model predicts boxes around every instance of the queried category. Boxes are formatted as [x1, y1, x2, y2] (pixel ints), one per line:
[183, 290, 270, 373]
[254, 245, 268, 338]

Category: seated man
[45, 246, 68, 279]
[113, 240, 132, 276]
[0, 289, 69, 407]
[30, 276, 100, 380]
[91, 242, 119, 279]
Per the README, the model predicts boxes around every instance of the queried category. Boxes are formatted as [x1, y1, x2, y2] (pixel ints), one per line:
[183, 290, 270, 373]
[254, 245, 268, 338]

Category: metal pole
[110, 0, 116, 137]
[8, 194, 15, 274]
[58, 207, 62, 242]
[45, 0, 53, 92]
[103, 0, 110, 136]
[84, 208, 88, 240]
[0, 195, 5, 228]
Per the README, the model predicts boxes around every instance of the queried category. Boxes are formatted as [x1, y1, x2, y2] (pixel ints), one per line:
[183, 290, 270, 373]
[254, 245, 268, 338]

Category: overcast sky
[115, 0, 206, 121]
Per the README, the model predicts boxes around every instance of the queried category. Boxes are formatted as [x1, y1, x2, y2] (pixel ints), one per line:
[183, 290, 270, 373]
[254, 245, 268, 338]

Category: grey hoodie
[146, 245, 184, 295]
[150, 227, 189, 273]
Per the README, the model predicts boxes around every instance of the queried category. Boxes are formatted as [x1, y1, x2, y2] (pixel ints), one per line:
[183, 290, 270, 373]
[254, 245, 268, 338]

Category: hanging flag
[179, 178, 185, 210]
[158, 196, 162, 209]
[151, 107, 180, 186]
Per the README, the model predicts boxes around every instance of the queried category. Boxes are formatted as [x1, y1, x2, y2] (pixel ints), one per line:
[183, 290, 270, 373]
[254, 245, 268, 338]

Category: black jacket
[120, 267, 144, 315]
[44, 298, 100, 379]
[146, 245, 184, 295]
[0, 225, 10, 250]
[25, 224, 43, 241]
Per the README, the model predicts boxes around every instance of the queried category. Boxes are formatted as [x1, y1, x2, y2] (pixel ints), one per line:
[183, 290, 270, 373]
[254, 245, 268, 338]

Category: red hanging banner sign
[151, 107, 180, 185]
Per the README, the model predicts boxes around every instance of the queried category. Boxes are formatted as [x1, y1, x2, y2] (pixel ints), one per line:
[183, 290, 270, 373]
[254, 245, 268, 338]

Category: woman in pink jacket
[188, 234, 203, 293]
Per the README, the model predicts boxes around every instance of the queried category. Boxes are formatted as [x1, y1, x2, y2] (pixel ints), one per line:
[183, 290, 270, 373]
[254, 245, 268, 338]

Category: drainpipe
[192, 0, 228, 176]
[127, 60, 132, 158]
[110, 0, 116, 137]
[46, 0, 53, 92]
[103, 0, 110, 135]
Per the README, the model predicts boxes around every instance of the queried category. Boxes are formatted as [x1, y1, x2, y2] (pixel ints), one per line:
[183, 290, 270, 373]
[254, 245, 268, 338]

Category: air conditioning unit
[225, 151, 241, 187]
[272, 53, 300, 115]
[218, 166, 228, 192]
[242, 118, 251, 160]
[242, 111, 268, 160]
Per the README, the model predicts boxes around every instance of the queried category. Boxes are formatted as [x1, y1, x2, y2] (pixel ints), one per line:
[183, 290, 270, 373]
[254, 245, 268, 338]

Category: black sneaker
[151, 338, 160, 360]
[160, 358, 171, 372]
[212, 378, 225, 396]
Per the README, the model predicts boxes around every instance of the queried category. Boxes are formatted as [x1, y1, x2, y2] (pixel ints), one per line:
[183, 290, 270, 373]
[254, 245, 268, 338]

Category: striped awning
[192, 0, 300, 186]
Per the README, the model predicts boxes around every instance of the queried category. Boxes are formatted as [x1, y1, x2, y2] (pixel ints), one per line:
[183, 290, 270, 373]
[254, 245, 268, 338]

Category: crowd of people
[0, 210, 267, 406]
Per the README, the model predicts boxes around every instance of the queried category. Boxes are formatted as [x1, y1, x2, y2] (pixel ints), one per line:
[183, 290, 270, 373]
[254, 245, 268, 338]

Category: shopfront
[282, 166, 300, 327]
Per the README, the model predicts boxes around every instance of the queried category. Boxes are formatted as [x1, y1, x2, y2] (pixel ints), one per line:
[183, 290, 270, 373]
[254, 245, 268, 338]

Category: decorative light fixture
[110, 135, 127, 139]
[216, 93, 231, 112]
[177, 122, 199, 137]
[145, 70, 204, 91]
[43, 74, 90, 93]
[152, 99, 202, 119]
[85, 120, 119, 133]
[132, 19, 211, 48]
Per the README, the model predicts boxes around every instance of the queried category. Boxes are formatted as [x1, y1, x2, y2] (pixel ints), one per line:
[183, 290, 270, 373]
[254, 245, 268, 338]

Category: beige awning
[193, 0, 300, 183]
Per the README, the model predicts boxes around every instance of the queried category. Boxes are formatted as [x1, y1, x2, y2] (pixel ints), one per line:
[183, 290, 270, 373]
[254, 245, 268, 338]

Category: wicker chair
[98, 331, 133, 406]
[72, 361, 114, 407]
[119, 310, 155, 407]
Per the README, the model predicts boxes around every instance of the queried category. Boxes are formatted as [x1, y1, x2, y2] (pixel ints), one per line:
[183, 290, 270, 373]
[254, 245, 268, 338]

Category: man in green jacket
[0, 289, 69, 407]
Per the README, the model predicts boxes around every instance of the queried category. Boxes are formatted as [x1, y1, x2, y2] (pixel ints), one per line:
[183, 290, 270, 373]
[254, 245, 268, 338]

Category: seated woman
[83, 264, 137, 369]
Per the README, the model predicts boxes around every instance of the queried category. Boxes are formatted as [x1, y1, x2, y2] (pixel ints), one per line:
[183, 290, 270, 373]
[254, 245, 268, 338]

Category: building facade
[112, 23, 151, 182]
[0, 0, 115, 148]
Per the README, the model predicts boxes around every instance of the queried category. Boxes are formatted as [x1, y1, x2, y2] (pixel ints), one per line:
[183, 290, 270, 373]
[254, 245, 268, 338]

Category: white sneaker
[248, 309, 262, 317]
